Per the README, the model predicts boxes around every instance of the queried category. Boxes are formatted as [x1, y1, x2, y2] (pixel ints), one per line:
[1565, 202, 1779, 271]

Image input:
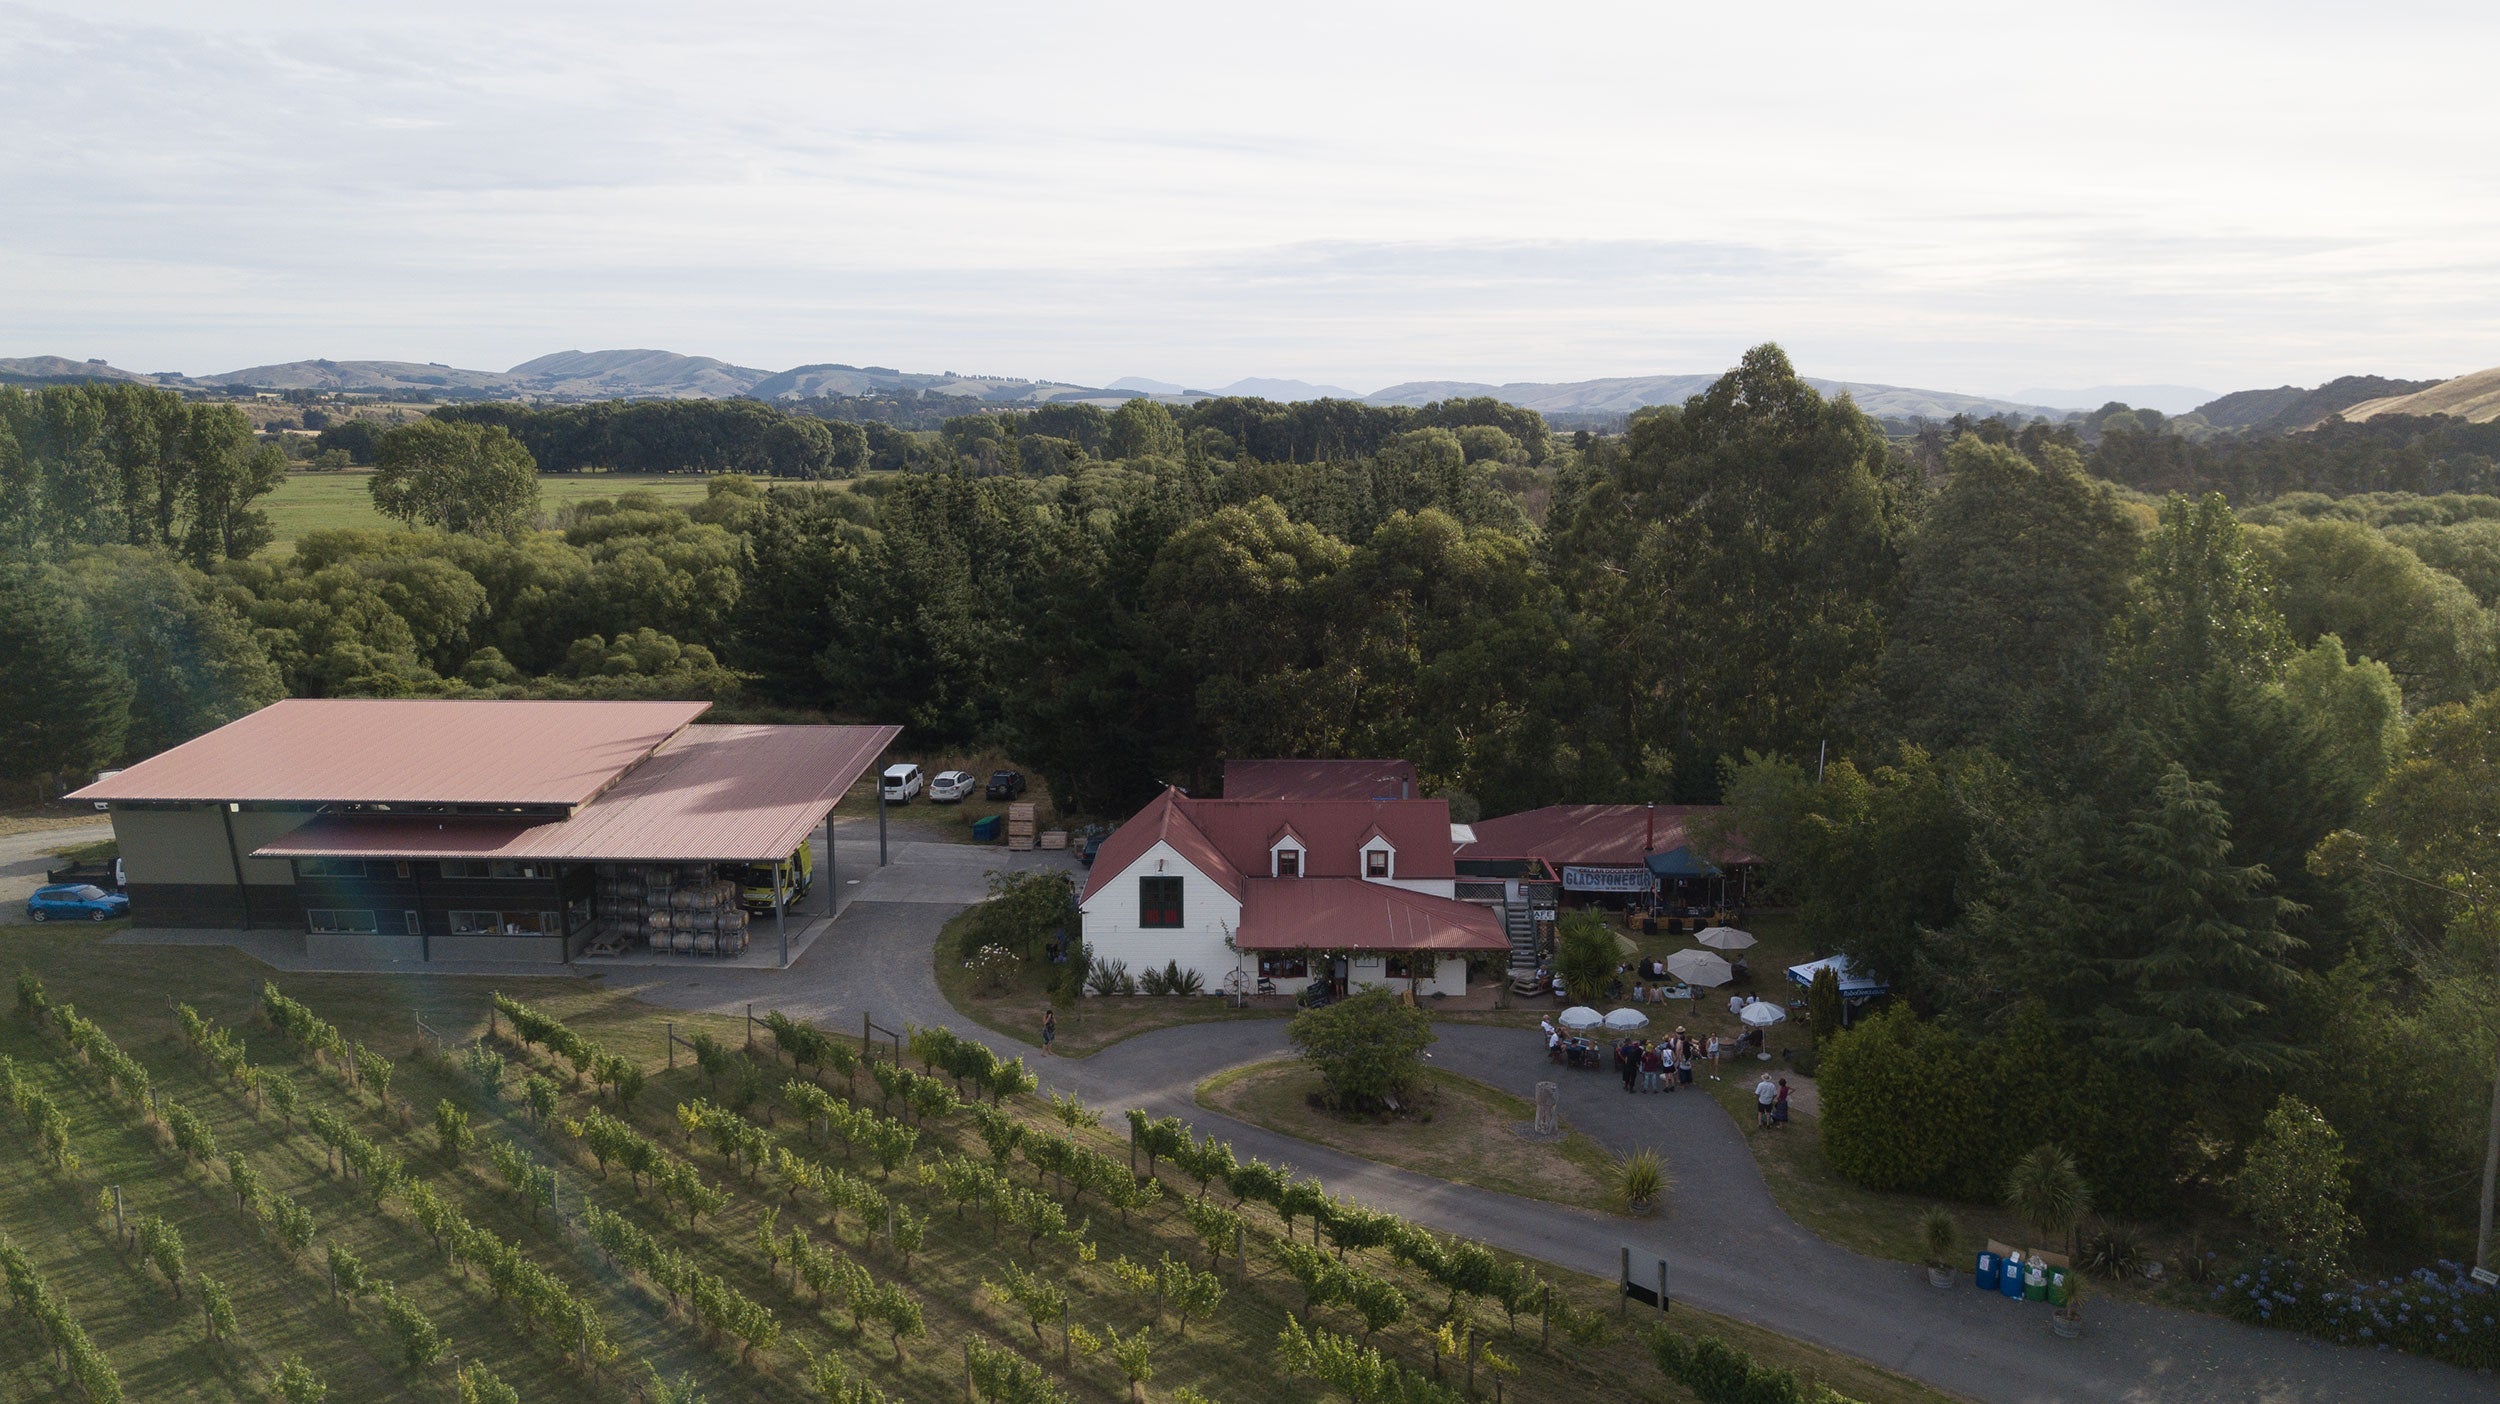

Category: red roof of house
[1457, 804, 1757, 867]
[1222, 758, 1418, 802]
[252, 723, 898, 863]
[1080, 788, 1456, 902]
[1233, 879, 1506, 952]
[68, 699, 710, 808]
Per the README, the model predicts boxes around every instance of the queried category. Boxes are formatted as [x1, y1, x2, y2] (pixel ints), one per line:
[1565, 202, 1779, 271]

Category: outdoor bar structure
[67, 699, 899, 965]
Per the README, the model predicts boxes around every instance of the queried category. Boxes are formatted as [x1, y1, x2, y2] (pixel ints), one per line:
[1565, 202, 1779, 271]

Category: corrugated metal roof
[67, 699, 710, 808]
[1223, 758, 1418, 802]
[252, 723, 899, 863]
[1457, 804, 1758, 867]
[1080, 788, 1457, 902]
[1231, 878, 1507, 951]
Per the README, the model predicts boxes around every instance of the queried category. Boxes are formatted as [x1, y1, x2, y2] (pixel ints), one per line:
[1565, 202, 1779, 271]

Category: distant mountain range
[23, 346, 2478, 432]
[1365, 374, 2071, 422]
[2015, 384, 2219, 415]
[0, 349, 1109, 405]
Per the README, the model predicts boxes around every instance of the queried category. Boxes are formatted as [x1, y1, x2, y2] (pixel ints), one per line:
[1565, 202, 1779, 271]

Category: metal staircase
[1500, 894, 1540, 974]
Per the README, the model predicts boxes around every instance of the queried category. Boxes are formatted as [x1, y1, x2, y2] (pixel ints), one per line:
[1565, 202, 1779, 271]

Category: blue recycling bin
[1975, 1251, 1996, 1291]
[1999, 1253, 2026, 1299]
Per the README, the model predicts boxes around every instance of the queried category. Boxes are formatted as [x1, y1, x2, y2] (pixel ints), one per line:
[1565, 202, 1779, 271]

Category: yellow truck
[722, 843, 813, 913]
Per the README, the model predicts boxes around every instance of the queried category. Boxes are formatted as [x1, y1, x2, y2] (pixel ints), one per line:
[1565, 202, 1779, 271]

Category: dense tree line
[1729, 438, 2498, 1257]
[0, 383, 287, 564]
[434, 399, 869, 479]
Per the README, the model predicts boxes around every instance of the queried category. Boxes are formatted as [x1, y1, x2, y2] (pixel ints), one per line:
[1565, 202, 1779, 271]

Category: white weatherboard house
[1077, 786, 1506, 999]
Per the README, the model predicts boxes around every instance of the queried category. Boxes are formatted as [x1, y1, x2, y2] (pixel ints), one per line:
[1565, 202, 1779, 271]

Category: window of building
[296, 857, 365, 878]
[403, 910, 420, 936]
[306, 909, 377, 934]
[448, 910, 557, 937]
[439, 860, 552, 881]
[1365, 848, 1391, 879]
[1139, 876, 1184, 928]
[1386, 952, 1436, 979]
[1275, 849, 1300, 877]
[1258, 953, 1309, 979]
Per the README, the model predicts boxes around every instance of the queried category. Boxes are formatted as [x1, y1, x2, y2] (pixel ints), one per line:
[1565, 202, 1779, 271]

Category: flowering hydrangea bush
[2215, 1256, 2499, 1369]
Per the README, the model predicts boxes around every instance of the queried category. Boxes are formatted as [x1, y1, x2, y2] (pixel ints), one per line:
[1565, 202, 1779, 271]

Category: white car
[881, 763, 924, 802]
[928, 770, 976, 803]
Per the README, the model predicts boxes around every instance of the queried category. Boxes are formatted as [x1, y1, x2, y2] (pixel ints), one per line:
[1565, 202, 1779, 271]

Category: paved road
[0, 820, 113, 918]
[594, 826, 2486, 1403]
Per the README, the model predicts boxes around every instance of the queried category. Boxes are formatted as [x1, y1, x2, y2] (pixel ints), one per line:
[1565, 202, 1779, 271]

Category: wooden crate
[1006, 835, 1036, 852]
[1038, 830, 1068, 849]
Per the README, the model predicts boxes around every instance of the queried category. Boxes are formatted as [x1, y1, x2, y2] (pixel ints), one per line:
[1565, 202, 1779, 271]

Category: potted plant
[1617, 1148, 1667, 1216]
[2051, 1273, 2084, 1338]
[1920, 1208, 1959, 1290]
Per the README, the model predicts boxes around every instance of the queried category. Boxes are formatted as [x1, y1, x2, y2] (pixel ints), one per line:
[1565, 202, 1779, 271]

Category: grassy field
[259, 471, 727, 549]
[1197, 1061, 1621, 1210]
[0, 927, 1963, 1404]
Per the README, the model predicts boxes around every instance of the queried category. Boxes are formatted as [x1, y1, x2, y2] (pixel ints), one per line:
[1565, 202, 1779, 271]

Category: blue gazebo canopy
[1643, 846, 1720, 878]
[1787, 955, 1888, 1001]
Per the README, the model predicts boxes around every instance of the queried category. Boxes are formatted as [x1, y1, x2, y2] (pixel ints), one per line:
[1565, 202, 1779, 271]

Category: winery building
[67, 699, 896, 964]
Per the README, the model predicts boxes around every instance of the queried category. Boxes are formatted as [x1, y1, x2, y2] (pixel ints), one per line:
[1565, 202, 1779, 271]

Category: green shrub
[1817, 1007, 1992, 1198]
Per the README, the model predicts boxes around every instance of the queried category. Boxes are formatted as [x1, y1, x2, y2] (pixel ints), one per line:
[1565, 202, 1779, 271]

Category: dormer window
[1365, 847, 1391, 879]
[1270, 831, 1306, 878]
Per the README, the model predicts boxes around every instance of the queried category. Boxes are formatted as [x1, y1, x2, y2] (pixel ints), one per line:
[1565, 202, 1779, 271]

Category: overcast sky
[5, 0, 2496, 399]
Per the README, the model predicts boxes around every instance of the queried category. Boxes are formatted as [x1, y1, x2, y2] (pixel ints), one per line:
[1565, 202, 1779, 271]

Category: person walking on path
[1774, 1076, 1792, 1126]
[1755, 1072, 1778, 1128]
[1641, 1040, 1665, 1093]
[1706, 1033, 1722, 1079]
[1618, 1038, 1639, 1094]
[1042, 1009, 1056, 1052]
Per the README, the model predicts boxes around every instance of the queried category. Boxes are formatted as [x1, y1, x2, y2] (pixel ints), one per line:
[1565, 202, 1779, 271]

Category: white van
[881, 763, 924, 802]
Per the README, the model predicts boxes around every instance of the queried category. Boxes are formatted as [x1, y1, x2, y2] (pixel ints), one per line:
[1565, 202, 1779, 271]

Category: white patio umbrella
[1666, 948, 1733, 988]
[1557, 1005, 1604, 1031]
[1695, 926, 1755, 951]
[1739, 1000, 1788, 1029]
[1601, 1007, 1650, 1031]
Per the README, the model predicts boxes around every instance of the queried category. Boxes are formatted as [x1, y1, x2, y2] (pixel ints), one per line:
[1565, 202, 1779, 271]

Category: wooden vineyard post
[745, 1003, 755, 1053]
[666, 1021, 675, 1070]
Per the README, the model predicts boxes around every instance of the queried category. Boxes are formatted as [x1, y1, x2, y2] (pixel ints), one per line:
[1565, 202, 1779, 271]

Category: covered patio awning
[255, 723, 898, 864]
[1643, 846, 1721, 878]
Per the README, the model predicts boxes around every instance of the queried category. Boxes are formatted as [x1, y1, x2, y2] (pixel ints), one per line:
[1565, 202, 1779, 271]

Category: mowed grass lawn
[260, 471, 726, 550]
[1197, 1060, 1622, 1210]
[0, 928, 1963, 1404]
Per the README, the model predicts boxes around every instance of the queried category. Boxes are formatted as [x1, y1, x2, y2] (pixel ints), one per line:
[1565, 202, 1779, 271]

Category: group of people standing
[1612, 1028, 1714, 1093]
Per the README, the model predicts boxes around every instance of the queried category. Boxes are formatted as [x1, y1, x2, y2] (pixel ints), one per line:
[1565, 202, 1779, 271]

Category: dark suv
[985, 770, 1027, 800]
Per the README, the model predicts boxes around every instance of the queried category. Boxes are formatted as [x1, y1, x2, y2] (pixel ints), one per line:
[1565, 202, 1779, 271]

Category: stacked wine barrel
[591, 864, 749, 956]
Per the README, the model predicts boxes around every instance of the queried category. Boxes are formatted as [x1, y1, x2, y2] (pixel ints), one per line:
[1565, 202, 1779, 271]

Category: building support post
[219, 803, 252, 932]
[775, 860, 788, 969]
[878, 786, 888, 867]
[826, 814, 837, 920]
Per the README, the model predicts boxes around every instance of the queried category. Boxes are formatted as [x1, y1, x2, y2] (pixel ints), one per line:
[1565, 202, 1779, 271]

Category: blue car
[27, 883, 128, 923]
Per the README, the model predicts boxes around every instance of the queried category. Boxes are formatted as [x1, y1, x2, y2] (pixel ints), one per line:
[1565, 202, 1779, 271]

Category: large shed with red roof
[67, 699, 897, 964]
[1077, 786, 1504, 1000]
